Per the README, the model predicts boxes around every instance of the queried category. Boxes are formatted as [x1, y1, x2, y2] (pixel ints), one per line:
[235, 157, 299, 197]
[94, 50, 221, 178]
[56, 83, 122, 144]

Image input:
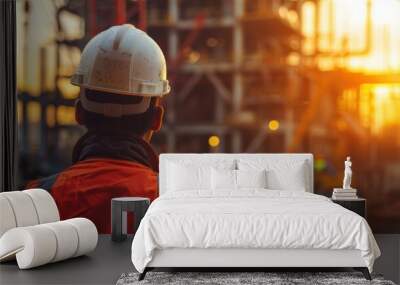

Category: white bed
[131, 154, 380, 280]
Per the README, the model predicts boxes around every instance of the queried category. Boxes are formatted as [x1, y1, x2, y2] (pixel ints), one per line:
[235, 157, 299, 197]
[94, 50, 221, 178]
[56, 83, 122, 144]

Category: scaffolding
[16, 0, 400, 232]
[143, 0, 306, 154]
[18, 0, 400, 187]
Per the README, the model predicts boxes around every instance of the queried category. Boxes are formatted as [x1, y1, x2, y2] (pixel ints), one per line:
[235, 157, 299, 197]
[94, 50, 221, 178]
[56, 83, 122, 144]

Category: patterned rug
[116, 271, 396, 285]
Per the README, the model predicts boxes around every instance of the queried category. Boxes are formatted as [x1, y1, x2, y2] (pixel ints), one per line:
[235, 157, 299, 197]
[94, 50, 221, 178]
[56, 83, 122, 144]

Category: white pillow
[236, 169, 267, 189]
[212, 168, 236, 190]
[238, 159, 308, 191]
[167, 163, 211, 191]
[266, 161, 307, 191]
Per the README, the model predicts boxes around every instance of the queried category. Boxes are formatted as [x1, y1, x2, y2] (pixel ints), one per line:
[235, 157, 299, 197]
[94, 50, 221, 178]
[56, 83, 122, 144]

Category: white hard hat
[71, 24, 170, 117]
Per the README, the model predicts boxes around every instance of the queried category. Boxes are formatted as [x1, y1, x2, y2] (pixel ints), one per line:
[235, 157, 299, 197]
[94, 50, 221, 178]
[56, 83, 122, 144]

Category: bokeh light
[208, 135, 220, 148]
[268, 120, 280, 131]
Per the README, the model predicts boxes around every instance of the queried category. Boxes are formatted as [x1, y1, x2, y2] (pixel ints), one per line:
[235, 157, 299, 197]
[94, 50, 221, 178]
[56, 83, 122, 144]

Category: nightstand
[331, 197, 366, 218]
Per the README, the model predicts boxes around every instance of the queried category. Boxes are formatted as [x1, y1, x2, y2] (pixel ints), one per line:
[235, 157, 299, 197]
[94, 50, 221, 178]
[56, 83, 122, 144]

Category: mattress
[131, 190, 380, 273]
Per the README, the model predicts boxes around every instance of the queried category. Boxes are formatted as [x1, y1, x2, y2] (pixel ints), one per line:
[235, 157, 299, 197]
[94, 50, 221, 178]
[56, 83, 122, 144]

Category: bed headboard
[159, 153, 314, 195]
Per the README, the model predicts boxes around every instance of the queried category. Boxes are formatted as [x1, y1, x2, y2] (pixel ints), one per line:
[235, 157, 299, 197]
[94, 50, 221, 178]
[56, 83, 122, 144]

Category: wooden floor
[0, 235, 399, 285]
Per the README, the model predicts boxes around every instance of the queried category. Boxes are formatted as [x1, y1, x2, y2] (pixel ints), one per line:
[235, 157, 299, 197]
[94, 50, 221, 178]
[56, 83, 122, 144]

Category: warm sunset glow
[341, 84, 400, 134]
[300, 0, 400, 133]
[17, 1, 400, 133]
[302, 0, 400, 73]
[366, 85, 400, 133]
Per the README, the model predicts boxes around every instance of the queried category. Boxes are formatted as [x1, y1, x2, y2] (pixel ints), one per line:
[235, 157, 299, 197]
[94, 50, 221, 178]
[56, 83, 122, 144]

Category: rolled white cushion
[65, 218, 98, 257]
[0, 226, 57, 269]
[23, 189, 60, 223]
[0, 196, 17, 237]
[0, 191, 39, 227]
[0, 189, 60, 239]
[0, 218, 98, 269]
[42, 221, 79, 262]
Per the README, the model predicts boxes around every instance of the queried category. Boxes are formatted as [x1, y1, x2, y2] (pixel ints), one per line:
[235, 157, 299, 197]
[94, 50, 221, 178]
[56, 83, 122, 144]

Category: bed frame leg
[354, 267, 371, 280]
[138, 268, 148, 281]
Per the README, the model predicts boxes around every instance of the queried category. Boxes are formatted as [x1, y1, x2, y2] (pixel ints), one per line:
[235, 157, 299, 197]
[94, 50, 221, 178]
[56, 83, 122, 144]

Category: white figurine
[343, 156, 352, 189]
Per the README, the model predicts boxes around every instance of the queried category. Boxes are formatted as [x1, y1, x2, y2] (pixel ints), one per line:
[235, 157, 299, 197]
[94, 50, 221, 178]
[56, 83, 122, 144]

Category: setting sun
[302, 0, 400, 73]
[301, 0, 400, 133]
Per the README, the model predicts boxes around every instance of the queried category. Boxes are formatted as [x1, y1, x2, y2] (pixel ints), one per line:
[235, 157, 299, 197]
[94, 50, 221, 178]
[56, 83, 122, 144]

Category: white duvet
[131, 190, 380, 273]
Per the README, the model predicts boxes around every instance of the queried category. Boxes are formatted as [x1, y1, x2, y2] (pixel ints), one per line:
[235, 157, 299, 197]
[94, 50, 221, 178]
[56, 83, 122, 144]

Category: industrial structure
[17, 0, 400, 231]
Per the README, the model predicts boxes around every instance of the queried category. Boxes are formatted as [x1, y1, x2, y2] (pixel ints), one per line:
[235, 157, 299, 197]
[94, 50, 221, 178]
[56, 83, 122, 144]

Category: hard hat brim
[79, 91, 152, 117]
[71, 74, 170, 98]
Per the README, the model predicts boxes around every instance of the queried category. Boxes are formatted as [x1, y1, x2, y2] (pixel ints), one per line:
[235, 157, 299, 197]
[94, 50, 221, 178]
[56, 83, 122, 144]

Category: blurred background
[16, 0, 400, 232]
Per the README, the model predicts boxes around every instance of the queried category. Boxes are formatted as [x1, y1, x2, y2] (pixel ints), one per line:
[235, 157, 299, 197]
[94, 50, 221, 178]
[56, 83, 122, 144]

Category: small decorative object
[332, 156, 358, 199]
[343, 156, 352, 189]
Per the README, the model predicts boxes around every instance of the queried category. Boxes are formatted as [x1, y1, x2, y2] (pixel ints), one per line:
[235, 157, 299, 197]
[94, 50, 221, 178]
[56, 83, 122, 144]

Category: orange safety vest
[27, 133, 159, 234]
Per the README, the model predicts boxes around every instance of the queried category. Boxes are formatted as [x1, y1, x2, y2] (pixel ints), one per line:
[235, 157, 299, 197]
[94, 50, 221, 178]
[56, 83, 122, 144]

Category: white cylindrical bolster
[64, 218, 98, 257]
[0, 226, 57, 268]
[0, 218, 98, 269]
[42, 221, 79, 262]
[0, 189, 60, 239]
[23, 189, 60, 224]
[0, 196, 17, 237]
[0, 191, 39, 228]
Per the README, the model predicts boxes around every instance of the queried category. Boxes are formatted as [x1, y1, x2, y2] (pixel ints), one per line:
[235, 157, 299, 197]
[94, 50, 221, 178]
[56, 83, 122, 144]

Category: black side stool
[111, 197, 150, 242]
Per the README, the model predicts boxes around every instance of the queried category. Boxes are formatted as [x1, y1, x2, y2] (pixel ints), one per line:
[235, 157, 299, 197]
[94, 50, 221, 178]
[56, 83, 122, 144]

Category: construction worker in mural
[28, 24, 170, 233]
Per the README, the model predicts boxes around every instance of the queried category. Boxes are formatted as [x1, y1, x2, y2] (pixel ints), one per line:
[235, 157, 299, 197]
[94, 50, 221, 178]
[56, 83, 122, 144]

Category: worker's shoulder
[27, 158, 157, 191]
[70, 158, 157, 176]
